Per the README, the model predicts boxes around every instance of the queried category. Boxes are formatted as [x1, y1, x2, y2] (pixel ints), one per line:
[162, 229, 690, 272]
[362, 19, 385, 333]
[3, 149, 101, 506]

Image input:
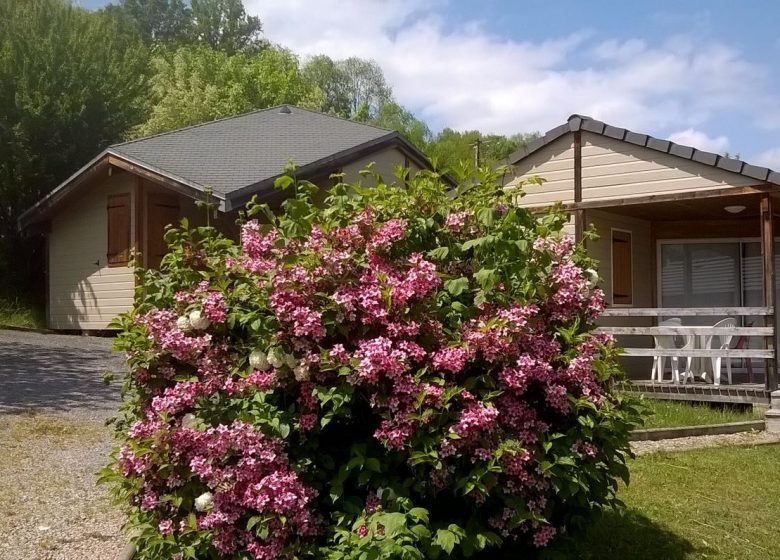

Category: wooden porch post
[760, 194, 778, 390]
[573, 131, 584, 244]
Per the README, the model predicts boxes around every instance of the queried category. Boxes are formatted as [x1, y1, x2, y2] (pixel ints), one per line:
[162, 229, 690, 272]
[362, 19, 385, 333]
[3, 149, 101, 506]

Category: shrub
[103, 168, 639, 559]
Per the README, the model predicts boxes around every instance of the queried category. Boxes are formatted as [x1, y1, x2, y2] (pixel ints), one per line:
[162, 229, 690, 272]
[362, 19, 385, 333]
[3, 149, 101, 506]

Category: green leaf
[408, 508, 429, 523]
[274, 175, 295, 190]
[444, 277, 469, 296]
[427, 246, 450, 260]
[378, 512, 407, 537]
[476, 207, 495, 227]
[434, 529, 458, 554]
[461, 237, 487, 251]
[474, 268, 497, 291]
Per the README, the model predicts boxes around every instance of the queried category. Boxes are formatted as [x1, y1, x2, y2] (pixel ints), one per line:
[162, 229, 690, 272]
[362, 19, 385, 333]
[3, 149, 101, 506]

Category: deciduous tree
[137, 45, 323, 136]
[303, 55, 392, 119]
[190, 0, 266, 54]
[117, 0, 191, 46]
[0, 0, 149, 294]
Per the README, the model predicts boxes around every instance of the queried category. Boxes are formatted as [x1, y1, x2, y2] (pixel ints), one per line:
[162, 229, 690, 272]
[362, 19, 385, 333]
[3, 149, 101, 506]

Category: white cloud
[250, 0, 778, 139]
[752, 147, 780, 171]
[668, 128, 730, 153]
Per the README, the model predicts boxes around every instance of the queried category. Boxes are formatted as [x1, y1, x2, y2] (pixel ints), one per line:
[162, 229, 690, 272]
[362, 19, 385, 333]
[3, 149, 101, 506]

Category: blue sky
[81, 1, 780, 167]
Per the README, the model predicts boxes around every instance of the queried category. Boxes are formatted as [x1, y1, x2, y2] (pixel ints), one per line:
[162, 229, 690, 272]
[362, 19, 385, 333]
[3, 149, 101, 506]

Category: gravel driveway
[0, 329, 126, 560]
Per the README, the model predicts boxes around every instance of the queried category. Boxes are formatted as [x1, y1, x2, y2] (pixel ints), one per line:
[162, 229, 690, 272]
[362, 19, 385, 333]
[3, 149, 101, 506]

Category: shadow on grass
[540, 508, 706, 560]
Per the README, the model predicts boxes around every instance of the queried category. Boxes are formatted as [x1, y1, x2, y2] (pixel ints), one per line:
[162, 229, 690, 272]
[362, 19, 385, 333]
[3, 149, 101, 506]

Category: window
[611, 229, 633, 305]
[107, 193, 131, 266]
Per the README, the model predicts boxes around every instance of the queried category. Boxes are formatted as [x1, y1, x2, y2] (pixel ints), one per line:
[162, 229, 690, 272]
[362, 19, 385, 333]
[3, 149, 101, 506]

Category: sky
[82, 0, 780, 168]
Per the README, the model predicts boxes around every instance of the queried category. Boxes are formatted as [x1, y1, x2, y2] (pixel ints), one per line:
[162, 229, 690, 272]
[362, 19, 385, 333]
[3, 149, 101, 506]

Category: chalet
[505, 114, 780, 405]
[19, 106, 437, 330]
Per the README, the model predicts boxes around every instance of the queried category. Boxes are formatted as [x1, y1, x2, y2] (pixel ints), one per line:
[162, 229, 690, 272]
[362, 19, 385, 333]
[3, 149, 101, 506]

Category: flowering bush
[103, 168, 638, 559]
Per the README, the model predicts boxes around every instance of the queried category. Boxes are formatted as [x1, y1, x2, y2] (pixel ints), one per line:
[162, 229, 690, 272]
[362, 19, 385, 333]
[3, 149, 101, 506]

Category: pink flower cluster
[120, 201, 617, 554]
[367, 218, 407, 252]
[203, 291, 227, 324]
[444, 210, 473, 233]
[240, 221, 279, 274]
[126, 420, 319, 558]
[137, 309, 212, 361]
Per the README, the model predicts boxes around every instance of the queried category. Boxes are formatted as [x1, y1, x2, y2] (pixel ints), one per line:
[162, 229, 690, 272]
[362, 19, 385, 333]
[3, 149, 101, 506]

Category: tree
[427, 129, 539, 179]
[0, 0, 149, 296]
[302, 55, 352, 117]
[370, 102, 431, 149]
[303, 55, 392, 119]
[340, 57, 393, 119]
[117, 0, 191, 46]
[190, 0, 266, 54]
[137, 45, 323, 136]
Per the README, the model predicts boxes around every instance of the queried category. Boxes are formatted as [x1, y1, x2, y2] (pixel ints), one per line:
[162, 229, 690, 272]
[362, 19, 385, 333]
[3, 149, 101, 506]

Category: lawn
[0, 295, 45, 329]
[639, 398, 763, 429]
[543, 443, 780, 560]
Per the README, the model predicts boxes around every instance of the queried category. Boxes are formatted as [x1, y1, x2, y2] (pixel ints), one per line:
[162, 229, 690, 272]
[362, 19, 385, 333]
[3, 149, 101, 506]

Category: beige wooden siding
[581, 132, 756, 201]
[587, 210, 654, 378]
[506, 137, 575, 206]
[341, 147, 417, 186]
[48, 172, 137, 329]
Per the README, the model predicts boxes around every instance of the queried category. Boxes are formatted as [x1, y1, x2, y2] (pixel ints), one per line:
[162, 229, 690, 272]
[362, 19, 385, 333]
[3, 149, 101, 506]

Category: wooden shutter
[147, 193, 180, 269]
[107, 193, 131, 266]
[612, 230, 633, 305]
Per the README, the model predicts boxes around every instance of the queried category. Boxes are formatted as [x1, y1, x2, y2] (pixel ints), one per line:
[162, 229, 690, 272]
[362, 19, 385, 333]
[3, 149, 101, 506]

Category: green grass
[544, 443, 780, 560]
[639, 399, 763, 429]
[0, 295, 45, 329]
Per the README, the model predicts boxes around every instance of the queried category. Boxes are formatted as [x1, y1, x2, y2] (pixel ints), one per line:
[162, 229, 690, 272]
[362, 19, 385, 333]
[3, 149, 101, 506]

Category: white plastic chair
[651, 318, 695, 384]
[700, 317, 737, 385]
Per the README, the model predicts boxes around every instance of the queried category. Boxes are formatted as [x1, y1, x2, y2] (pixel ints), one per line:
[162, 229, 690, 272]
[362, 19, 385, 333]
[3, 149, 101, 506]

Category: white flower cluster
[249, 348, 310, 381]
[176, 309, 211, 331]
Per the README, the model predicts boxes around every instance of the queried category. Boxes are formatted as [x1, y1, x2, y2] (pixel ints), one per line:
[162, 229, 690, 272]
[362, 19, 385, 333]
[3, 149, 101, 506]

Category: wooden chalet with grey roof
[505, 114, 780, 404]
[19, 106, 440, 331]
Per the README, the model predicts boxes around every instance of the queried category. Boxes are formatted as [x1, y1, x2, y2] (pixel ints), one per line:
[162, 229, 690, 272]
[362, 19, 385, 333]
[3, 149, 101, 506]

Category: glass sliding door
[658, 239, 780, 384]
[660, 242, 740, 325]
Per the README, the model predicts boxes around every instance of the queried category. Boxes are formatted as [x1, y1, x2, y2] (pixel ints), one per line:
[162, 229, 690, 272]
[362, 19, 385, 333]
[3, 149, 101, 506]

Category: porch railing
[595, 307, 777, 390]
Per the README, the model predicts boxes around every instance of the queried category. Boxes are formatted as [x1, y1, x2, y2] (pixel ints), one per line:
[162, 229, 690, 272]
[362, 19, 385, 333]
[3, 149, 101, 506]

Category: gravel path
[2, 329, 778, 558]
[0, 329, 126, 560]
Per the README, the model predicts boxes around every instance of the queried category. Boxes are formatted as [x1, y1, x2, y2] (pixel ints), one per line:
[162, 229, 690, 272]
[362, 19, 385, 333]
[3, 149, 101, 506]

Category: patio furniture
[733, 332, 754, 384]
[651, 318, 695, 384]
[700, 317, 738, 385]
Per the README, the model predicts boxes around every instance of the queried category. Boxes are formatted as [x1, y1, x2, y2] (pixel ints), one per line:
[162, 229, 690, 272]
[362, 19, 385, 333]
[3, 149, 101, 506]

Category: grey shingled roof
[506, 114, 780, 186]
[19, 105, 440, 228]
[111, 105, 397, 197]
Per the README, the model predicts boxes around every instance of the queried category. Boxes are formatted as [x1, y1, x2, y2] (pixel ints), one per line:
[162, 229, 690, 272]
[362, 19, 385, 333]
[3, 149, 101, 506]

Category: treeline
[0, 0, 536, 299]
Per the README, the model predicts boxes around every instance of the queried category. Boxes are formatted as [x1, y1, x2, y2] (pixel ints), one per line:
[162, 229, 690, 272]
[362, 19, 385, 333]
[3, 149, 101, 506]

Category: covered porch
[578, 189, 780, 404]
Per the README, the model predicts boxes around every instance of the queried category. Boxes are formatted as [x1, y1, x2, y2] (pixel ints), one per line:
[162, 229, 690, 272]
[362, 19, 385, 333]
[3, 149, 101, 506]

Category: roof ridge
[281, 105, 396, 134]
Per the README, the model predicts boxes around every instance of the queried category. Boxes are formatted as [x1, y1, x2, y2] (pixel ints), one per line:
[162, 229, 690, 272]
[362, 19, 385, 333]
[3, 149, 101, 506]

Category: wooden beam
[595, 326, 773, 336]
[653, 218, 760, 240]
[760, 194, 778, 390]
[601, 306, 773, 317]
[107, 155, 222, 206]
[522, 184, 776, 213]
[135, 177, 145, 271]
[573, 131, 584, 243]
[619, 348, 773, 358]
